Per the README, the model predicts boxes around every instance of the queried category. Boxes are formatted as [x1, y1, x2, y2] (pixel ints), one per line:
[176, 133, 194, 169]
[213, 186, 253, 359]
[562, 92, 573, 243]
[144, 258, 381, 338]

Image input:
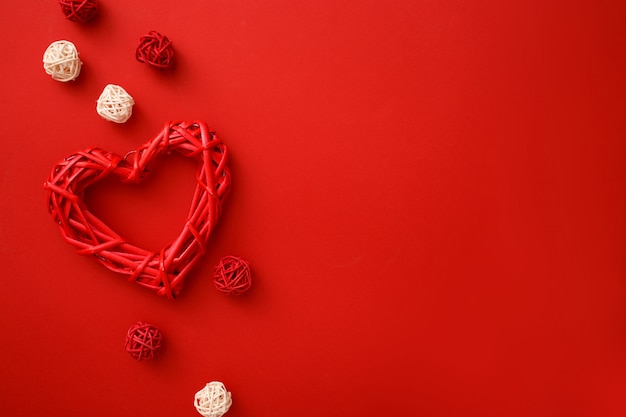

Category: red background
[1, 1, 625, 416]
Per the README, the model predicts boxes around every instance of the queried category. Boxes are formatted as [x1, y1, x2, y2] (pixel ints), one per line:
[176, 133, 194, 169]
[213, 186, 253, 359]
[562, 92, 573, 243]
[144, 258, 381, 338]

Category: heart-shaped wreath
[43, 121, 231, 299]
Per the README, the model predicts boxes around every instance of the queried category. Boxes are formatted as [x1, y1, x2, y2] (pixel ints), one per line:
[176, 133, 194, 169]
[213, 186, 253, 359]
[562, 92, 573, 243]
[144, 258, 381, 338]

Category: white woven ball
[96, 84, 135, 123]
[194, 381, 232, 417]
[43, 40, 82, 82]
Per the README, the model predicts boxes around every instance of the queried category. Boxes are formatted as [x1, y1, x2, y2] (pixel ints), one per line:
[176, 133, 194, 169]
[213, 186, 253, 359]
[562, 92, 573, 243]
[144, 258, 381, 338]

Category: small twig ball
[125, 322, 162, 361]
[58, 0, 98, 23]
[136, 31, 175, 69]
[96, 84, 135, 123]
[43, 40, 82, 82]
[194, 382, 232, 417]
[58, 0, 99, 23]
[213, 256, 252, 295]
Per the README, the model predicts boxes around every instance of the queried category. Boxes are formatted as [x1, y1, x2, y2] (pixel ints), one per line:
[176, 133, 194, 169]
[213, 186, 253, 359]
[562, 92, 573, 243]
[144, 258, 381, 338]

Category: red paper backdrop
[1, 1, 625, 416]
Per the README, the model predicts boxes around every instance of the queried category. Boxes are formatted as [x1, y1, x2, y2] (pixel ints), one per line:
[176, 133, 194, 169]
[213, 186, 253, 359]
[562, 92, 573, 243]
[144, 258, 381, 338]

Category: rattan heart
[43, 121, 231, 299]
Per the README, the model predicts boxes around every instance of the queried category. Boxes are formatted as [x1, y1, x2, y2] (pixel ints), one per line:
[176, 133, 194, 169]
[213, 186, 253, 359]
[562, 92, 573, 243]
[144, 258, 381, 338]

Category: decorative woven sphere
[125, 322, 162, 361]
[43, 40, 82, 82]
[136, 31, 175, 69]
[213, 256, 252, 295]
[96, 84, 135, 123]
[58, 0, 99, 23]
[194, 382, 232, 417]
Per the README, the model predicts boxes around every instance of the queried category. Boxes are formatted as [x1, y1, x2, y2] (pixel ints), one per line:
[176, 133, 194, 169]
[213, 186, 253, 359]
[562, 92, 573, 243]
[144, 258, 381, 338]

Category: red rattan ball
[136, 31, 175, 69]
[213, 256, 252, 295]
[58, 0, 99, 23]
[125, 322, 162, 361]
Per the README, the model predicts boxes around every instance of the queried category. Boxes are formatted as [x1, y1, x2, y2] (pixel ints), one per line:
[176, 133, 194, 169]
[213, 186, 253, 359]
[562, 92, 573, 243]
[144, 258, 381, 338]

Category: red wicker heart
[43, 121, 231, 299]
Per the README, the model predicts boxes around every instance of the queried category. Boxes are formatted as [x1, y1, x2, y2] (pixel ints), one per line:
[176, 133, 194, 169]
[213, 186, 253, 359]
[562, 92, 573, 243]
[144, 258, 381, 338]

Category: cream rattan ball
[194, 381, 232, 417]
[43, 40, 82, 82]
[96, 84, 135, 123]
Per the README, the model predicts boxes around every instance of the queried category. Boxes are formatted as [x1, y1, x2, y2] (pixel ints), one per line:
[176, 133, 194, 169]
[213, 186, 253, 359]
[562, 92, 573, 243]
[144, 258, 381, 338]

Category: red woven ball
[58, 0, 99, 23]
[213, 256, 252, 295]
[125, 322, 162, 361]
[136, 31, 175, 69]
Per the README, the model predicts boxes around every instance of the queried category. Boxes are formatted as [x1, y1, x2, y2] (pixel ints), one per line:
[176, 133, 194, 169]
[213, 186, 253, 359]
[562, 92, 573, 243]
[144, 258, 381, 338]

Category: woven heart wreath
[43, 121, 231, 299]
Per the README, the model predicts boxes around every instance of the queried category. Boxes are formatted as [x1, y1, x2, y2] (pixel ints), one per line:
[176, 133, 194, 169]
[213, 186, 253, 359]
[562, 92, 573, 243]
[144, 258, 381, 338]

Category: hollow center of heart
[83, 154, 198, 252]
